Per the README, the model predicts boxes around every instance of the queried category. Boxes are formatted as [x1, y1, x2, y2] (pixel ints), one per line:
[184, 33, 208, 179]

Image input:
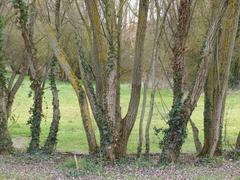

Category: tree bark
[118, 0, 150, 157]
[43, 0, 61, 154]
[145, 89, 156, 157]
[28, 81, 44, 152]
[160, 0, 229, 163]
[200, 0, 240, 157]
[190, 119, 202, 154]
[137, 82, 148, 157]
[13, 0, 45, 153]
[43, 60, 61, 154]
[44, 24, 99, 154]
[84, 0, 108, 106]
[0, 89, 13, 154]
[0, 14, 28, 153]
[160, 0, 192, 163]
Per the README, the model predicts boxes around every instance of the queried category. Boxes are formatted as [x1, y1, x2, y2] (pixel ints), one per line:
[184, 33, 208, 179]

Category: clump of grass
[61, 156, 104, 177]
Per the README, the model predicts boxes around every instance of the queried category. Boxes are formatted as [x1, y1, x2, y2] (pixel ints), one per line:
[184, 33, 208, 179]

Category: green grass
[9, 77, 240, 153]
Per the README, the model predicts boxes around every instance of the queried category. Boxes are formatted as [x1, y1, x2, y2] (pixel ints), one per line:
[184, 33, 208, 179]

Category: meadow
[9, 77, 240, 154]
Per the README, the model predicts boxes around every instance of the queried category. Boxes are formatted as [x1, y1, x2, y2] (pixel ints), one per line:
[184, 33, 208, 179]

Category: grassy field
[9, 77, 240, 154]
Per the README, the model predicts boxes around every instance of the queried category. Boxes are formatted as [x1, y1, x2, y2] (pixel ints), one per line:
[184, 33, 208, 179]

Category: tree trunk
[43, 60, 61, 154]
[200, 0, 240, 157]
[27, 80, 44, 153]
[199, 51, 223, 157]
[160, 0, 229, 163]
[145, 89, 156, 157]
[190, 119, 202, 154]
[0, 90, 13, 154]
[199, 72, 225, 156]
[160, 0, 192, 163]
[0, 16, 13, 154]
[137, 82, 148, 157]
[43, 0, 61, 154]
[44, 24, 99, 154]
[118, 0, 149, 158]
[0, 15, 27, 154]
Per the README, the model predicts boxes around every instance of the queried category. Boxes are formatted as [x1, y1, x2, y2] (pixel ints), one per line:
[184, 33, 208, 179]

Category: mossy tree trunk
[43, 60, 60, 153]
[190, 119, 202, 154]
[13, 1, 46, 153]
[28, 80, 44, 152]
[160, 0, 192, 163]
[44, 24, 99, 154]
[43, 0, 61, 154]
[160, 0, 229, 163]
[0, 89, 13, 154]
[0, 15, 27, 153]
[0, 16, 12, 154]
[200, 0, 240, 157]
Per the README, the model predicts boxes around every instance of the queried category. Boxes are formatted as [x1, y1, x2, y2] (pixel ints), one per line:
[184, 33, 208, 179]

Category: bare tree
[160, 0, 229, 163]
[199, 0, 240, 157]
[0, 2, 28, 154]
[43, 0, 62, 154]
[13, 0, 48, 153]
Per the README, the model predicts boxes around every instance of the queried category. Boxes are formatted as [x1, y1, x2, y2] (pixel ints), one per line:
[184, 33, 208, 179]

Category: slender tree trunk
[28, 81, 44, 153]
[137, 82, 148, 157]
[0, 90, 13, 153]
[145, 89, 156, 157]
[44, 24, 99, 154]
[43, 60, 61, 154]
[137, 0, 160, 157]
[0, 16, 13, 153]
[13, 0, 45, 153]
[199, 43, 222, 157]
[190, 119, 202, 154]
[117, 0, 150, 157]
[43, 0, 61, 154]
[145, 44, 158, 157]
[0, 15, 28, 153]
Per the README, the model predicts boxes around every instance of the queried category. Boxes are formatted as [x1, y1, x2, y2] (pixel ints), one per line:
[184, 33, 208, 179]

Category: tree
[137, 0, 164, 157]
[0, 4, 27, 154]
[80, 0, 150, 159]
[43, 0, 62, 154]
[39, 0, 149, 159]
[13, 0, 47, 153]
[0, 16, 13, 154]
[200, 0, 240, 157]
[160, 0, 229, 163]
[41, 22, 99, 155]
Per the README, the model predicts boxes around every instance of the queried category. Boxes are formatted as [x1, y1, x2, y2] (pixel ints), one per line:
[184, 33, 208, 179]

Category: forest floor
[0, 152, 239, 180]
